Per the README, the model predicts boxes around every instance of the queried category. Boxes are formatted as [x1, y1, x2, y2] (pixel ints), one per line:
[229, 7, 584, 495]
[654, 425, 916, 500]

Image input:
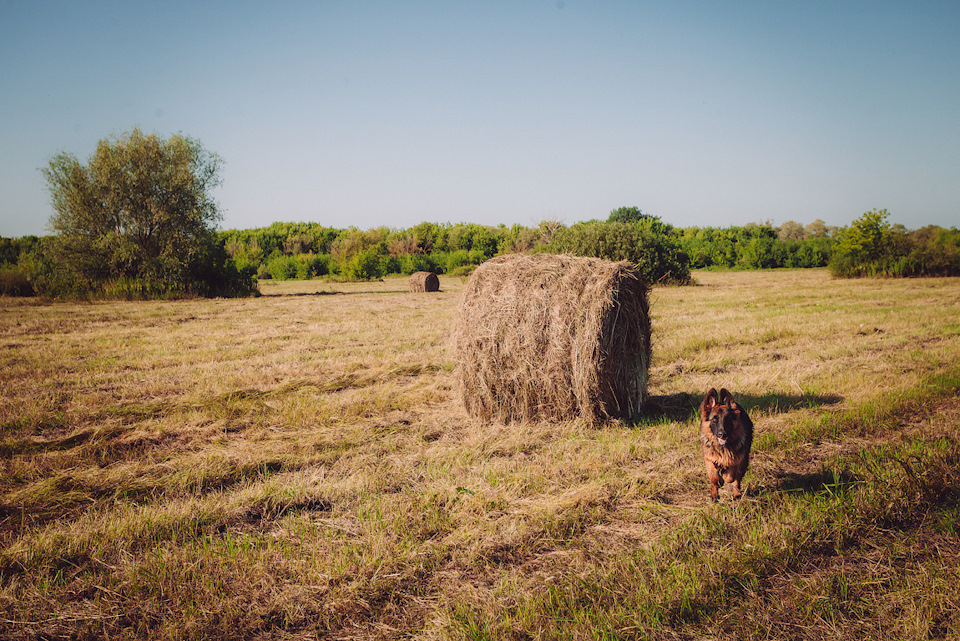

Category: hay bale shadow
[735, 392, 843, 414]
[635, 392, 698, 423]
[758, 468, 862, 497]
[632, 391, 843, 426]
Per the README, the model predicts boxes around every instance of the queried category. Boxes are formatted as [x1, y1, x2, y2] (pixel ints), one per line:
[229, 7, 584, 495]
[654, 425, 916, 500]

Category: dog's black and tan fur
[700, 388, 753, 501]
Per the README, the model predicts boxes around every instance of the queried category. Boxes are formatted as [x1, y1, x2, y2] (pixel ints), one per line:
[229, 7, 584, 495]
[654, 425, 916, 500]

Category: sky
[1, 0, 958, 238]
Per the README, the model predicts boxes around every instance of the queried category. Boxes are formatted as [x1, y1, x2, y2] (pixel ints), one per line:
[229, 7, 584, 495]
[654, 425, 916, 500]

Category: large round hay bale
[454, 253, 651, 424]
[409, 271, 440, 293]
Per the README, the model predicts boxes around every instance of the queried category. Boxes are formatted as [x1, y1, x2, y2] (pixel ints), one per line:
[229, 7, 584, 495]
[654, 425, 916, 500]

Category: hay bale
[454, 253, 651, 424]
[409, 271, 440, 293]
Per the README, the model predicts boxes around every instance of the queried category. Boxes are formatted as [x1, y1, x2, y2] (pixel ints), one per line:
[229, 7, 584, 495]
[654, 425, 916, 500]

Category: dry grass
[1, 269, 959, 639]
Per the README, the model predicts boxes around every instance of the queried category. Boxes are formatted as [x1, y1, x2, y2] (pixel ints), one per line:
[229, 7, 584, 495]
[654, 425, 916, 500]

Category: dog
[700, 388, 754, 501]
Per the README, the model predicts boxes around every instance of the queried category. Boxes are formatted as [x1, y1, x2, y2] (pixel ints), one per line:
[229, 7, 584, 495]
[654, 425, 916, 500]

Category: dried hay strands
[409, 271, 440, 293]
[454, 253, 651, 424]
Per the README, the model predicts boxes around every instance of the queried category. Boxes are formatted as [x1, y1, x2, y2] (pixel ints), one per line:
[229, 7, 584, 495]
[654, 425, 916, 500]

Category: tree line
[214, 209, 834, 287]
[5, 206, 960, 299]
[214, 207, 960, 285]
[2, 129, 957, 299]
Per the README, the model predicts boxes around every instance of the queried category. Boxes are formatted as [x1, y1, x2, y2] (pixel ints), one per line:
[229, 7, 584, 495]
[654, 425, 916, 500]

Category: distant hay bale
[454, 254, 651, 424]
[409, 271, 440, 293]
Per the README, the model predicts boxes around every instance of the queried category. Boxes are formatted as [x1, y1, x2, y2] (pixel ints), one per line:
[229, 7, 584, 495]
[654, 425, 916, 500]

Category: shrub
[784, 237, 833, 268]
[0, 264, 33, 296]
[398, 253, 436, 275]
[830, 209, 903, 277]
[680, 226, 834, 270]
[737, 237, 786, 270]
[449, 264, 476, 278]
[294, 253, 331, 279]
[904, 228, 960, 276]
[264, 255, 298, 280]
[549, 220, 690, 284]
[438, 250, 474, 275]
[187, 235, 258, 297]
[343, 248, 386, 280]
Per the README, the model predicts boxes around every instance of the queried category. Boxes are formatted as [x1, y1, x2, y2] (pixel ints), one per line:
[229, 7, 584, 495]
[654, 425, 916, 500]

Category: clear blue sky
[2, 0, 958, 238]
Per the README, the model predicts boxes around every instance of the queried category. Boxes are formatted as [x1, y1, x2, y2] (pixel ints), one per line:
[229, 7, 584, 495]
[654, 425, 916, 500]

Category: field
[2, 269, 960, 640]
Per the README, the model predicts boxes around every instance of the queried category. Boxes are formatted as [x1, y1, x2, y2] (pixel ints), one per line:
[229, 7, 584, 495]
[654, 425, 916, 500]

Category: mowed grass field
[2, 269, 960, 640]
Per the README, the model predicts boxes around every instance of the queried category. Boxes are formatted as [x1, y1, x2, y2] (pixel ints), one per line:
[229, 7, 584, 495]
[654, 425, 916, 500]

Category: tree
[776, 220, 805, 241]
[805, 219, 829, 238]
[829, 209, 897, 277]
[42, 128, 251, 296]
[608, 206, 655, 224]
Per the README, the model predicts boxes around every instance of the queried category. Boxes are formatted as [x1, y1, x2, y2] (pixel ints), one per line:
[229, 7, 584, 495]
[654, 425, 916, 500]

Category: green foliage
[737, 236, 786, 269]
[444, 223, 502, 257]
[262, 255, 298, 280]
[497, 223, 545, 254]
[904, 226, 960, 276]
[829, 209, 892, 277]
[0, 236, 44, 296]
[41, 128, 253, 298]
[0, 236, 41, 266]
[607, 206, 655, 224]
[417, 249, 480, 275]
[0, 264, 33, 296]
[15, 238, 85, 298]
[188, 233, 258, 297]
[221, 222, 340, 266]
[398, 252, 436, 275]
[256, 253, 330, 281]
[829, 210, 960, 278]
[679, 224, 835, 270]
[329, 227, 384, 268]
[550, 219, 691, 284]
[782, 237, 834, 268]
[343, 247, 388, 280]
[26, 187, 948, 292]
[407, 222, 446, 253]
[298, 253, 331, 279]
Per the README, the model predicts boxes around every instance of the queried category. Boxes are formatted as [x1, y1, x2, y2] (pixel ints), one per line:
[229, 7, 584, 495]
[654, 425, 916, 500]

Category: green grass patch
[447, 415, 960, 639]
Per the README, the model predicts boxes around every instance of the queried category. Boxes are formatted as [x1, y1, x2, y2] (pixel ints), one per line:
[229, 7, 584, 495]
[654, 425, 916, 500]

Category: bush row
[222, 215, 834, 285]
[828, 210, 960, 278]
[3, 211, 958, 297]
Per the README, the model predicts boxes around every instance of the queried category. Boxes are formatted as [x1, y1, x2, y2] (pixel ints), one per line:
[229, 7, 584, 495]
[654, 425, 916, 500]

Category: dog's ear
[720, 388, 740, 411]
[701, 388, 719, 418]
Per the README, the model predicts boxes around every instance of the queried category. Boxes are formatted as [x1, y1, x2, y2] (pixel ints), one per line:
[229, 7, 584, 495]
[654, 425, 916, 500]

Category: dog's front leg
[705, 462, 722, 501]
[723, 470, 744, 499]
[729, 477, 743, 499]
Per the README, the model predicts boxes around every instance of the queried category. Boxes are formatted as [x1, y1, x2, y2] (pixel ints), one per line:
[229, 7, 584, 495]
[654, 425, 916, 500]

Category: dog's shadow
[756, 468, 862, 497]
[635, 391, 843, 424]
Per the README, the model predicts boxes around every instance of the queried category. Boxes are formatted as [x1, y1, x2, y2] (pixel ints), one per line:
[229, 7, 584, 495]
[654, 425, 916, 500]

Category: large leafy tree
[829, 208, 895, 277]
[43, 128, 247, 295]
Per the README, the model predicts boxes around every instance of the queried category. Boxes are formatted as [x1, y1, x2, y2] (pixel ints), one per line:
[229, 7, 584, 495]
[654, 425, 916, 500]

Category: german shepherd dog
[700, 388, 754, 501]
